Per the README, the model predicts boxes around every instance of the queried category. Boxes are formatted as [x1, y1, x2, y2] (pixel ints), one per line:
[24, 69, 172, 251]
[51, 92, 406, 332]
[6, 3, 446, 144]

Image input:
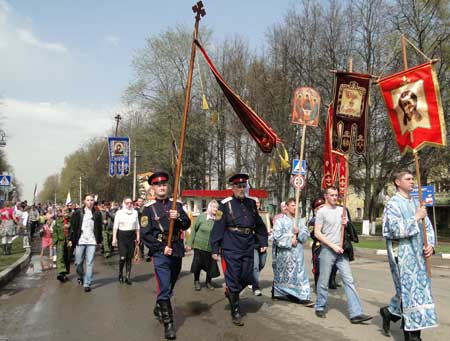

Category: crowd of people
[0, 169, 437, 340]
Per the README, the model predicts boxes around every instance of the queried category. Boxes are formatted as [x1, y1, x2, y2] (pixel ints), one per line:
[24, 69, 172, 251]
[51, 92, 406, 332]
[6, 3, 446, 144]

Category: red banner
[195, 40, 283, 153]
[322, 106, 337, 189]
[331, 72, 371, 155]
[378, 62, 447, 153]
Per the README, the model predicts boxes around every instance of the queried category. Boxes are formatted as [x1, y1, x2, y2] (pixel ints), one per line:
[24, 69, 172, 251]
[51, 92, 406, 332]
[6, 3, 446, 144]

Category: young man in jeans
[69, 194, 102, 292]
[314, 186, 372, 324]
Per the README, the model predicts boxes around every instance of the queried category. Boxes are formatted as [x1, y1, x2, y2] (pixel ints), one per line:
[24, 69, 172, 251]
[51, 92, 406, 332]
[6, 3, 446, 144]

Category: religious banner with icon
[378, 62, 447, 154]
[331, 72, 371, 155]
[291, 87, 321, 126]
[108, 137, 130, 177]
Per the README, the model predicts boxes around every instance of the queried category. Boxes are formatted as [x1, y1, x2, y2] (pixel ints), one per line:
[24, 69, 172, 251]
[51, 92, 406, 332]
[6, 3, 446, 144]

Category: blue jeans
[252, 248, 267, 289]
[315, 246, 364, 318]
[75, 244, 96, 287]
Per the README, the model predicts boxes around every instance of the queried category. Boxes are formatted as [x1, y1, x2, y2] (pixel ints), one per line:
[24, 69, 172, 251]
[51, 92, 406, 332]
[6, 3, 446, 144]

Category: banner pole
[402, 34, 431, 277]
[294, 125, 307, 227]
[167, 2, 205, 248]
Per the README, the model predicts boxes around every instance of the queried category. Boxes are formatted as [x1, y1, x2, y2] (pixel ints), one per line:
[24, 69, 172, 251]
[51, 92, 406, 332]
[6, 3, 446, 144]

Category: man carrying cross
[381, 170, 437, 340]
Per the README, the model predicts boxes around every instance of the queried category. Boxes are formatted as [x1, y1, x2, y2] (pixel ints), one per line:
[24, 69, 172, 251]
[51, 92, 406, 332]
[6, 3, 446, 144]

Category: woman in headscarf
[112, 197, 140, 285]
[186, 200, 220, 291]
[0, 201, 16, 255]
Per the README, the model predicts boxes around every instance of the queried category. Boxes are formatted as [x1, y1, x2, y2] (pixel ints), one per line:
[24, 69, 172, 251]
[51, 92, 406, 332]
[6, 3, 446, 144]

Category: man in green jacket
[53, 208, 70, 282]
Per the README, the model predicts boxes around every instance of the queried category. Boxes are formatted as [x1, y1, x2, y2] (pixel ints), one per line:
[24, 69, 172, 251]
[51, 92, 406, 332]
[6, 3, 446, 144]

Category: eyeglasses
[124, 201, 133, 205]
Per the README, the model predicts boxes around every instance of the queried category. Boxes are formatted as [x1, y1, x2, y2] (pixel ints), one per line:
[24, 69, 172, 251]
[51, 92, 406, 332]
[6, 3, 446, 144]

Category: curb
[0, 247, 32, 288]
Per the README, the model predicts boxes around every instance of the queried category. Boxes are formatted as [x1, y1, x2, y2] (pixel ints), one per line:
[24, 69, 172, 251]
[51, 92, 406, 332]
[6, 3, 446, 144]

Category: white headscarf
[121, 199, 134, 215]
[206, 200, 219, 220]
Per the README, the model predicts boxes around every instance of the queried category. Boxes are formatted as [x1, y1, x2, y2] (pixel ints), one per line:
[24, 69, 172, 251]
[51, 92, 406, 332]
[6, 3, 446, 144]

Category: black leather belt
[227, 227, 255, 235]
[156, 233, 180, 243]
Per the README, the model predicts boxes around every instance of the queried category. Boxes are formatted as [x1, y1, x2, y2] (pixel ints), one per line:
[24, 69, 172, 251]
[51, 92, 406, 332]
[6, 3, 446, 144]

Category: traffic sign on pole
[0, 175, 11, 186]
[291, 174, 305, 189]
[292, 159, 307, 175]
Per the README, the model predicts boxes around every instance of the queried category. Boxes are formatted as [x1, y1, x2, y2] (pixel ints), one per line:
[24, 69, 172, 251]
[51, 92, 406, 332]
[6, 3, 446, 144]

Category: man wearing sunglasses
[140, 171, 191, 340]
[210, 173, 268, 326]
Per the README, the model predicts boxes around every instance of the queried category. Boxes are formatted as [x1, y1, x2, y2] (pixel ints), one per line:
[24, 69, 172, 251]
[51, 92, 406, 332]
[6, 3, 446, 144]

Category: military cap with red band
[228, 173, 249, 184]
[148, 171, 170, 185]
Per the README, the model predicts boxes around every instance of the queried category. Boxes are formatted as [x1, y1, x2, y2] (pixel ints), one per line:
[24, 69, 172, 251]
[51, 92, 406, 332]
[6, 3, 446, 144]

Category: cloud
[16, 28, 68, 53]
[106, 34, 120, 47]
[3, 98, 119, 201]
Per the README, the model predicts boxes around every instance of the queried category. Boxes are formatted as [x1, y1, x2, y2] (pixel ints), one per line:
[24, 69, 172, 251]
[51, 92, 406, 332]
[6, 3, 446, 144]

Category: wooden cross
[192, 1, 206, 21]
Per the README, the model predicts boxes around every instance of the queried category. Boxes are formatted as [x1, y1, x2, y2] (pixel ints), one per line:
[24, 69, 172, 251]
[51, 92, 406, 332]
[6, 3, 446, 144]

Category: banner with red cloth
[378, 62, 447, 154]
[195, 40, 284, 153]
[331, 72, 371, 155]
[322, 106, 337, 189]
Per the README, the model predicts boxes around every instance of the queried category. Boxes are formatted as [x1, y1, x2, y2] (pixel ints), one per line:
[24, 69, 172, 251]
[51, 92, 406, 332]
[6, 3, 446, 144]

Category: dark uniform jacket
[140, 198, 190, 258]
[210, 196, 268, 256]
[69, 207, 103, 246]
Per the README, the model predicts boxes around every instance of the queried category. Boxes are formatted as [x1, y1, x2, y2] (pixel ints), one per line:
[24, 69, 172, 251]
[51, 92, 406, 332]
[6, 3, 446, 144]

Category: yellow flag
[269, 159, 277, 173]
[202, 94, 209, 110]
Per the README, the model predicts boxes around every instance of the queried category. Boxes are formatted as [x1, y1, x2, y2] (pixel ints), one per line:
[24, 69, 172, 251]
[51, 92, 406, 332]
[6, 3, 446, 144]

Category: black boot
[380, 306, 400, 336]
[160, 300, 176, 340]
[194, 280, 201, 291]
[154, 301, 163, 323]
[228, 292, 244, 326]
[125, 259, 132, 285]
[119, 258, 125, 283]
[403, 330, 421, 341]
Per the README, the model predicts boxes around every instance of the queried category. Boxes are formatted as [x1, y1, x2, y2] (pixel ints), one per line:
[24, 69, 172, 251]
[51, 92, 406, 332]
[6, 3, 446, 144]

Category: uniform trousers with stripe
[221, 250, 253, 293]
[153, 253, 182, 301]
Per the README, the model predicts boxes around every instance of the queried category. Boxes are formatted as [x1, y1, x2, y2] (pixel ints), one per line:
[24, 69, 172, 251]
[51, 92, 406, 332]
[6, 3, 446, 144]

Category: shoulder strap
[150, 204, 165, 233]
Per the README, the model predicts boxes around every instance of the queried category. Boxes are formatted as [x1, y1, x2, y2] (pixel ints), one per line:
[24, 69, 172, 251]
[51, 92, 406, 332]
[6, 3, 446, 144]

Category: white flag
[65, 191, 72, 205]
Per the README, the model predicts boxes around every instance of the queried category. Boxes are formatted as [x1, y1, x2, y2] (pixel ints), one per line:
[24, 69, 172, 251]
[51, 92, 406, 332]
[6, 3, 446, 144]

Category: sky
[0, 0, 294, 201]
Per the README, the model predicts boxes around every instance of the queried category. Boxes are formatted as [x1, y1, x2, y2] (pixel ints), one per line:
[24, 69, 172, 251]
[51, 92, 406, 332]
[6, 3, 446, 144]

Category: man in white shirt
[69, 194, 102, 292]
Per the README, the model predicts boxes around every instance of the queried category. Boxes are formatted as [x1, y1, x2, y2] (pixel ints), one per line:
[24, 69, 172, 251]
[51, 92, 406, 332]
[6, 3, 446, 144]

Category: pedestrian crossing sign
[292, 159, 307, 175]
[0, 175, 11, 186]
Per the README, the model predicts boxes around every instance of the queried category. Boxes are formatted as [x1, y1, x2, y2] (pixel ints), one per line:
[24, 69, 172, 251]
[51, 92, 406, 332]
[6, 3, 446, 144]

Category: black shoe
[125, 277, 132, 285]
[315, 310, 326, 318]
[77, 277, 83, 285]
[403, 330, 421, 341]
[57, 274, 65, 283]
[118, 274, 124, 284]
[350, 314, 373, 324]
[298, 299, 315, 307]
[194, 280, 201, 291]
[380, 307, 391, 336]
[84, 286, 91, 292]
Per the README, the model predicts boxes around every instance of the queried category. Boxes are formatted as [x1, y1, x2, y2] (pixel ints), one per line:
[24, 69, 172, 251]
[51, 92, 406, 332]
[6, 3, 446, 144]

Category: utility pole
[133, 149, 137, 200]
[79, 176, 82, 205]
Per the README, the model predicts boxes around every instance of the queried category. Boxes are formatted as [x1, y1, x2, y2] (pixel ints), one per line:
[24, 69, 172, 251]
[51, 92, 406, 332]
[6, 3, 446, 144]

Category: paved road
[0, 247, 449, 341]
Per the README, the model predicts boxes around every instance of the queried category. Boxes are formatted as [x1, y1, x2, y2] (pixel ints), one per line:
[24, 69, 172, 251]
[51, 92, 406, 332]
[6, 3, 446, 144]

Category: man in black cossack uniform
[140, 172, 190, 340]
[210, 174, 268, 326]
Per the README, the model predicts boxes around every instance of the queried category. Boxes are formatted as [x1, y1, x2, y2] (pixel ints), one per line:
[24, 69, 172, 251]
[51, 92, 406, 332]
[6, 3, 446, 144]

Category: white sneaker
[247, 285, 253, 289]
[253, 289, 262, 296]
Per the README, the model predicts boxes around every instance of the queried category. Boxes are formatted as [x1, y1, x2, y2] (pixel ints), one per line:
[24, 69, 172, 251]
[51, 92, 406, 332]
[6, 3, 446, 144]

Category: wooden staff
[167, 1, 206, 248]
[339, 57, 352, 248]
[401, 34, 431, 277]
[294, 125, 307, 231]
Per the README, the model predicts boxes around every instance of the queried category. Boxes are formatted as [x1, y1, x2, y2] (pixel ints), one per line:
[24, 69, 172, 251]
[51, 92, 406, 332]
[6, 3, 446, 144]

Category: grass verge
[0, 237, 25, 272]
